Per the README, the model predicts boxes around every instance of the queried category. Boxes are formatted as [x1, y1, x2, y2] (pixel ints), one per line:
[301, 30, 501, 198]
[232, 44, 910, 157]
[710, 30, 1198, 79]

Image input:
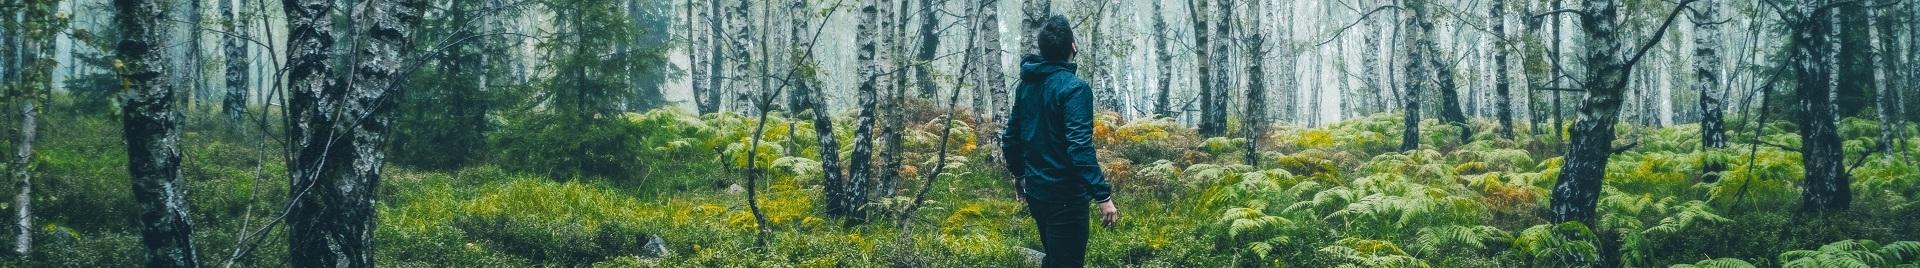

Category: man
[1001, 15, 1118, 268]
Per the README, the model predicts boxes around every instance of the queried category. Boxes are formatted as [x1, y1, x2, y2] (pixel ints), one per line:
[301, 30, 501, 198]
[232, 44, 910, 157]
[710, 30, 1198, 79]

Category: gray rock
[1018, 247, 1046, 266]
[725, 184, 745, 195]
[639, 235, 671, 258]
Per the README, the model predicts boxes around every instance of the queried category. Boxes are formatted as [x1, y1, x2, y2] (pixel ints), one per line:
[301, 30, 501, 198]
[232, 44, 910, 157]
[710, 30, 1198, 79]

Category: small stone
[639, 235, 671, 258]
[1018, 247, 1046, 266]
[726, 184, 745, 195]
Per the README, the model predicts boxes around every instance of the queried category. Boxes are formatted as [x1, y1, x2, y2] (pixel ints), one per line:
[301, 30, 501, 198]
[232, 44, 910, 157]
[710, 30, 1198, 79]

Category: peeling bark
[117, 0, 203, 264]
[1694, 0, 1727, 182]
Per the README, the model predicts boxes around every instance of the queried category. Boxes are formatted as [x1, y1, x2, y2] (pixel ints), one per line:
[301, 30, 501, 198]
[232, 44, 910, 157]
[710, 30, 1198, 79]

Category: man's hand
[1098, 200, 1119, 229]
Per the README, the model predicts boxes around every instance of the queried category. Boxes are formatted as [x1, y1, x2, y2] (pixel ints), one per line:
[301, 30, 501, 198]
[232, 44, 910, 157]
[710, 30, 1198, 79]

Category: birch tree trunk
[1200, 0, 1231, 137]
[1242, 0, 1265, 166]
[1694, 0, 1728, 182]
[285, 0, 421, 265]
[1867, 0, 1895, 160]
[1188, 0, 1216, 134]
[914, 0, 942, 100]
[1493, 0, 1514, 139]
[1152, 0, 1172, 118]
[845, 0, 886, 223]
[729, 0, 754, 114]
[222, 0, 249, 125]
[11, 100, 30, 257]
[1401, 0, 1431, 152]
[1419, 2, 1470, 144]
[980, 0, 1006, 167]
[10, 0, 54, 255]
[1022, 0, 1049, 56]
[1363, 0, 1383, 117]
[1550, 0, 1628, 225]
[1796, 0, 1850, 212]
[117, 0, 203, 264]
[700, 0, 725, 114]
[880, 0, 908, 198]
[793, 0, 848, 219]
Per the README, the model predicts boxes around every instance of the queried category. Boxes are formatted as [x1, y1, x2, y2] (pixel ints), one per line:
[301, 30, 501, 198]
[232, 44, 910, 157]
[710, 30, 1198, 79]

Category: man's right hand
[1098, 200, 1119, 229]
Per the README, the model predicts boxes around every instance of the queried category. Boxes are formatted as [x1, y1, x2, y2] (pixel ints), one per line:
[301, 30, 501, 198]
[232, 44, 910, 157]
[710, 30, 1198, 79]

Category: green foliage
[1778, 240, 1920, 268]
[1514, 222, 1602, 268]
[1669, 258, 1758, 268]
[490, 110, 723, 190]
[455, 178, 655, 265]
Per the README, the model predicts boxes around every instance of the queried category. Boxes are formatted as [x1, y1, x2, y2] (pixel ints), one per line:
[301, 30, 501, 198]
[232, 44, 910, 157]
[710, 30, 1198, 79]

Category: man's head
[1038, 15, 1075, 62]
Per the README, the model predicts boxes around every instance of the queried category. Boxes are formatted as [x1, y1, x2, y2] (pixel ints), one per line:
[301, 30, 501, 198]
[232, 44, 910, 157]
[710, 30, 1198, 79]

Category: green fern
[1779, 240, 1920, 268]
[1668, 258, 1757, 268]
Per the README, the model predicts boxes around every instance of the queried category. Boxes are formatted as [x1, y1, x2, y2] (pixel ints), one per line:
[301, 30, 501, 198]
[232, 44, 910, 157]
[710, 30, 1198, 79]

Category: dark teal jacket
[1002, 55, 1112, 204]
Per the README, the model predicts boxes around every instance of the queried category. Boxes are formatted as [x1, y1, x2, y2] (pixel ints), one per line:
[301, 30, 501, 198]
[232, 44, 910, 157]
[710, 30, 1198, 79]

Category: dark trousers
[1027, 200, 1089, 268]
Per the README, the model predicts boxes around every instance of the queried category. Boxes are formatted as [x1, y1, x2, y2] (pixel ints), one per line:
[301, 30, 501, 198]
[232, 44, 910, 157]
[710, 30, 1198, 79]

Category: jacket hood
[1020, 54, 1078, 83]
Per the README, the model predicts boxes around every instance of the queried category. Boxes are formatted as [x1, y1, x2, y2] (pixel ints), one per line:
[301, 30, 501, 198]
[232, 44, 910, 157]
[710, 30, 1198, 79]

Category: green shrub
[455, 178, 655, 265]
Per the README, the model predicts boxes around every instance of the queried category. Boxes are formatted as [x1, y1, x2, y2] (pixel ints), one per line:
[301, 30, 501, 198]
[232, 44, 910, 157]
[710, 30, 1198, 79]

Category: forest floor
[8, 104, 1920, 267]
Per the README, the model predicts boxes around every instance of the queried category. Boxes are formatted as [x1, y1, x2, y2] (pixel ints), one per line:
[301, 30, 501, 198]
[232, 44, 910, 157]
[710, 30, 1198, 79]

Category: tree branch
[1315, 5, 1404, 47]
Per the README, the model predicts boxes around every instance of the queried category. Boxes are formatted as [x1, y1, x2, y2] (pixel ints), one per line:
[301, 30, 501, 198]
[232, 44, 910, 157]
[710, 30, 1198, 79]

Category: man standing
[1002, 15, 1119, 268]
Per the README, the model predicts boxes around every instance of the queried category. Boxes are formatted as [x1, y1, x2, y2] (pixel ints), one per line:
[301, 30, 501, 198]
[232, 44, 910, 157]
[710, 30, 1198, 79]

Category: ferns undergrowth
[10, 107, 1919, 267]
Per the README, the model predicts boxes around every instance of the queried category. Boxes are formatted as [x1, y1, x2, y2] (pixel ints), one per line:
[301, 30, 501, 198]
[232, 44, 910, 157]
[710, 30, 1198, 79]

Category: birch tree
[10, 0, 58, 256]
[1241, 0, 1266, 166]
[1693, 0, 1727, 182]
[284, 0, 422, 265]
[221, 0, 248, 124]
[1152, 0, 1172, 118]
[844, 0, 888, 223]
[1794, 0, 1850, 212]
[117, 0, 202, 264]
[1549, 0, 1696, 224]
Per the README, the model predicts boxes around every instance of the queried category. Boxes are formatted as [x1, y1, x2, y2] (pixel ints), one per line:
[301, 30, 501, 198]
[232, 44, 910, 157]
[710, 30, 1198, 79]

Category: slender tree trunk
[11, 101, 30, 257]
[1868, 0, 1895, 160]
[1419, 3, 1470, 144]
[791, 0, 848, 219]
[879, 0, 908, 198]
[222, 0, 250, 125]
[1797, 0, 1851, 212]
[1552, 0, 1566, 145]
[1695, 0, 1728, 182]
[1201, 0, 1231, 137]
[914, 0, 942, 100]
[845, 0, 885, 224]
[118, 0, 203, 264]
[1551, 0, 1629, 225]
[1242, 0, 1265, 166]
[1493, 0, 1514, 139]
[980, 0, 1006, 168]
[1189, 0, 1217, 135]
[1363, 0, 1383, 117]
[11, 0, 53, 256]
[697, 0, 723, 114]
[729, 0, 754, 114]
[186, 0, 205, 113]
[1401, 0, 1431, 152]
[1152, 0, 1172, 118]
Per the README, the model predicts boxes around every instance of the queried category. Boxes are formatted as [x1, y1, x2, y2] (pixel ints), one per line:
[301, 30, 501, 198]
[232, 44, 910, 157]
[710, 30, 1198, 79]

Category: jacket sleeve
[1061, 84, 1111, 203]
[1000, 89, 1026, 178]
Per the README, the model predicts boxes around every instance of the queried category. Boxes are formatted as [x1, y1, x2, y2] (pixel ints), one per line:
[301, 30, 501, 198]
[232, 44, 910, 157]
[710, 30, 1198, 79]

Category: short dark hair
[1037, 15, 1075, 62]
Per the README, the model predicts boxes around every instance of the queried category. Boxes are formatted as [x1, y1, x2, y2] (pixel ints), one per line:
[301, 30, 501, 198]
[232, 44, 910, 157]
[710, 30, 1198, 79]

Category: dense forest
[1, 0, 1918, 266]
